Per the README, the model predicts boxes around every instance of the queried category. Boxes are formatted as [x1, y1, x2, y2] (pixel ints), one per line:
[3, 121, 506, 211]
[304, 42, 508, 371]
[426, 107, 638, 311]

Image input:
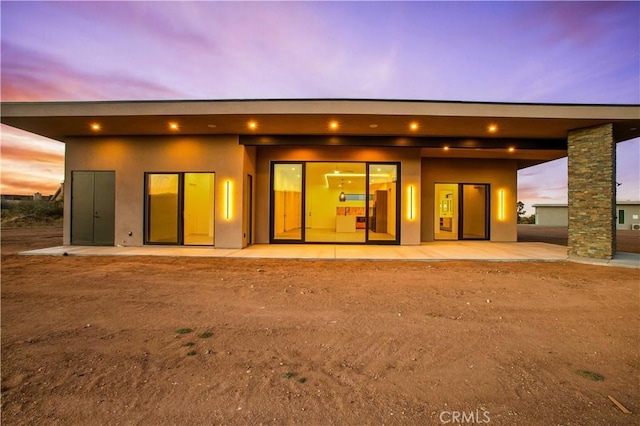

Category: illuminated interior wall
[305, 162, 367, 231]
[64, 135, 253, 248]
[421, 158, 517, 242]
[183, 173, 215, 245]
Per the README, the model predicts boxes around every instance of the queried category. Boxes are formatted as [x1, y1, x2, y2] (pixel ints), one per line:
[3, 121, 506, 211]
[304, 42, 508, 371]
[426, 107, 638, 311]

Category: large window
[270, 162, 400, 244]
[146, 172, 215, 245]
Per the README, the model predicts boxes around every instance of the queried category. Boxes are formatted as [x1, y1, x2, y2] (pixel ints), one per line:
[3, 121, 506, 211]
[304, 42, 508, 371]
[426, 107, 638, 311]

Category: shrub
[0, 200, 63, 227]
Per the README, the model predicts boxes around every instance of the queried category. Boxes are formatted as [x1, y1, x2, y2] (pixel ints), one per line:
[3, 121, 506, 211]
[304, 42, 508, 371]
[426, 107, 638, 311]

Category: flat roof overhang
[2, 99, 638, 169]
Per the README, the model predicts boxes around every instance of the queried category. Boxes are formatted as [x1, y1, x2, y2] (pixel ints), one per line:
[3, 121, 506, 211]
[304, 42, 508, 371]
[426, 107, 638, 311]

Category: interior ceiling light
[248, 121, 257, 130]
[324, 172, 388, 188]
[90, 123, 101, 131]
[409, 122, 419, 131]
[169, 122, 179, 131]
[207, 124, 217, 128]
[488, 124, 498, 133]
[329, 121, 339, 130]
[339, 179, 346, 202]
[508, 146, 515, 152]
[369, 124, 378, 128]
[443, 145, 449, 151]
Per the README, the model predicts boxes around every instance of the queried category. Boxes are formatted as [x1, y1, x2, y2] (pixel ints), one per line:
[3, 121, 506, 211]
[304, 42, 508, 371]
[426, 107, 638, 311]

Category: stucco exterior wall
[254, 146, 422, 245]
[421, 158, 518, 242]
[64, 135, 253, 249]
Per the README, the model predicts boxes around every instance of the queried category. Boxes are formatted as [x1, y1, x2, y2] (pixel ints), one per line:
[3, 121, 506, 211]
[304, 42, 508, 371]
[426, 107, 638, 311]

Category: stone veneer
[567, 123, 616, 259]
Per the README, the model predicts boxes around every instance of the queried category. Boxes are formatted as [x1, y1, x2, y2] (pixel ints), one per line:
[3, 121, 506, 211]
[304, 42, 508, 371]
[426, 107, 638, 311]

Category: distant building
[534, 202, 640, 230]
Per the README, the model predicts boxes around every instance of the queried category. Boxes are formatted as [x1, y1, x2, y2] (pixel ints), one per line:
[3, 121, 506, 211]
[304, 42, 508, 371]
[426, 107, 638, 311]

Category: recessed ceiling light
[443, 146, 449, 151]
[169, 122, 179, 131]
[329, 121, 339, 130]
[488, 124, 498, 133]
[248, 121, 257, 130]
[508, 146, 515, 152]
[369, 124, 378, 128]
[90, 123, 101, 131]
[409, 122, 419, 131]
[207, 124, 217, 128]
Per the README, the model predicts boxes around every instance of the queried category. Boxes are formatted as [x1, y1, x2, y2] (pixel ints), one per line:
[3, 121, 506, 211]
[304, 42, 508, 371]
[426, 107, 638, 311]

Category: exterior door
[145, 172, 215, 245]
[434, 183, 489, 240]
[271, 163, 303, 242]
[71, 171, 115, 245]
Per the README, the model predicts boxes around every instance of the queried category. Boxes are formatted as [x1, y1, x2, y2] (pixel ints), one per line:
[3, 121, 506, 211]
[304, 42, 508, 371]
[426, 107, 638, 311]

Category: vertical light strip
[407, 185, 415, 221]
[498, 189, 505, 221]
[225, 180, 231, 220]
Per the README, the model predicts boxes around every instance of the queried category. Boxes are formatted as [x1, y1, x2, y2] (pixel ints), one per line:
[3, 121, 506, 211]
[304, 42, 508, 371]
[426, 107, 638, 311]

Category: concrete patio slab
[21, 241, 569, 262]
[23, 242, 639, 268]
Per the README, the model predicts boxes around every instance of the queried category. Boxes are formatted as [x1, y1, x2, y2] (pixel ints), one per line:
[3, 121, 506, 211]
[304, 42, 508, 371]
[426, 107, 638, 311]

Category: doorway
[145, 172, 215, 245]
[270, 162, 400, 244]
[71, 171, 115, 245]
[434, 183, 489, 240]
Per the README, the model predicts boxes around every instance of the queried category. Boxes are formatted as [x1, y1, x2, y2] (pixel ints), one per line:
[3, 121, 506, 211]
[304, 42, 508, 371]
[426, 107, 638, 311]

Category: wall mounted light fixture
[408, 185, 416, 220]
[225, 180, 232, 220]
[498, 189, 505, 221]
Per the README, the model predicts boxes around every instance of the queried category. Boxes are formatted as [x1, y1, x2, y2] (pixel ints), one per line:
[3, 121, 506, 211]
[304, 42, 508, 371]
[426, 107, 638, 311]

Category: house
[534, 202, 640, 230]
[2, 99, 638, 259]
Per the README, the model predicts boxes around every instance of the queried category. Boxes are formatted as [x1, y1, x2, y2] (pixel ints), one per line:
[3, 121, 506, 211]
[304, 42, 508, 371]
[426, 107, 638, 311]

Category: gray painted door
[71, 171, 115, 245]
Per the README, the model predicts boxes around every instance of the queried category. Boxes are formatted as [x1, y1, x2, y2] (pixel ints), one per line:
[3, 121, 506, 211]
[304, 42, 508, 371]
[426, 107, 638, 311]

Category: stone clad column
[567, 123, 616, 259]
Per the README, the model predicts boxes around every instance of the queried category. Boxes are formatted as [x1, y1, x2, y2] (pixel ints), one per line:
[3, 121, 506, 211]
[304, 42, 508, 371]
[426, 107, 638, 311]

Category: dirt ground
[1, 227, 638, 425]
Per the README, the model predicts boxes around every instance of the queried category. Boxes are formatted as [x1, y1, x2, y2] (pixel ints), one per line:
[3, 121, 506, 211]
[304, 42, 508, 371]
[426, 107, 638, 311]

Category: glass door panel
[147, 173, 179, 244]
[461, 184, 488, 239]
[367, 163, 398, 242]
[434, 183, 458, 240]
[272, 163, 303, 241]
[306, 162, 366, 243]
[183, 173, 215, 245]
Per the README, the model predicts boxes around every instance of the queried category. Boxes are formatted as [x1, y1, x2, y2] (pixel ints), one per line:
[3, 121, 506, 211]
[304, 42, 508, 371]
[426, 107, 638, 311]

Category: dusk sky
[1, 1, 638, 212]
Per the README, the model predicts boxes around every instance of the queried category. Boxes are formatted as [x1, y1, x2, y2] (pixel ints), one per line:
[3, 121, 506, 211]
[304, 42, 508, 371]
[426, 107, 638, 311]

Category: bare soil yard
[2, 227, 639, 425]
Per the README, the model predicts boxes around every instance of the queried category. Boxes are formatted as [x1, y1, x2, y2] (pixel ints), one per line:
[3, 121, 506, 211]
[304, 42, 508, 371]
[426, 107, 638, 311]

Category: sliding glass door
[272, 163, 303, 241]
[367, 163, 399, 242]
[270, 162, 400, 244]
[146, 172, 215, 245]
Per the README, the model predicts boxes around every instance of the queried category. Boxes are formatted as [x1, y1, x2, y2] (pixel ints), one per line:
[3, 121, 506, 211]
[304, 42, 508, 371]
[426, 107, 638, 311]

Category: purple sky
[1, 1, 638, 211]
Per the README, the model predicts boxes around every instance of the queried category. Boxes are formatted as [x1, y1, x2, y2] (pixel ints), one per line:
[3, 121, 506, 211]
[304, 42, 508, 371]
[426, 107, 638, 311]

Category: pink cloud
[1, 42, 184, 101]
